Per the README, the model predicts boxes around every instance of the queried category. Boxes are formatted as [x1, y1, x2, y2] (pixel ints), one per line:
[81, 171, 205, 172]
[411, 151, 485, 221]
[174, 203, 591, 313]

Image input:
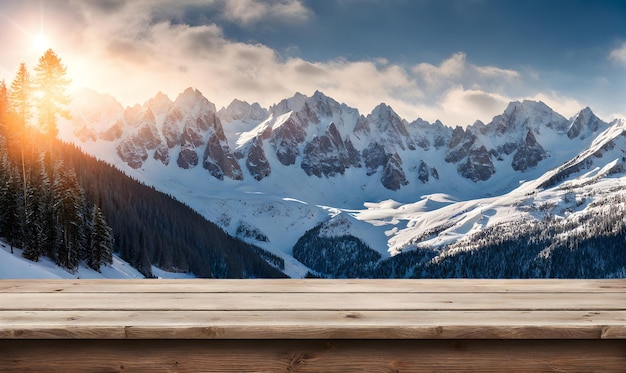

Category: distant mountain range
[59, 88, 626, 278]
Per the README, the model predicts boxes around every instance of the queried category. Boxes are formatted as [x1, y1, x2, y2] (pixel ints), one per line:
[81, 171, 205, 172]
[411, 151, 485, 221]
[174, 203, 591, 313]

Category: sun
[32, 32, 51, 52]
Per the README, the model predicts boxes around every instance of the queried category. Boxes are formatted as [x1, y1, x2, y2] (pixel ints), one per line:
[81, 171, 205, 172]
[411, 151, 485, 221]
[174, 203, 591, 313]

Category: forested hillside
[58, 141, 286, 278]
[295, 189, 626, 279]
[0, 49, 285, 279]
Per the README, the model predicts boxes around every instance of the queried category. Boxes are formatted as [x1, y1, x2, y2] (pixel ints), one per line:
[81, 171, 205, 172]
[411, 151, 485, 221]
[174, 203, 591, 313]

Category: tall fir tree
[22, 156, 53, 261]
[8, 62, 32, 235]
[0, 80, 8, 133]
[0, 164, 24, 253]
[9, 63, 31, 131]
[52, 163, 85, 270]
[88, 205, 114, 271]
[33, 49, 70, 138]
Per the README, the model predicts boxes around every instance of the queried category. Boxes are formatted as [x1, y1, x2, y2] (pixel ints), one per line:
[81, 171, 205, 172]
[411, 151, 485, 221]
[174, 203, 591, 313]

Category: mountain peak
[146, 91, 173, 111]
[218, 98, 268, 123]
[174, 87, 216, 113]
[370, 103, 398, 118]
[503, 100, 552, 116]
[271, 92, 308, 116]
[493, 99, 567, 133]
[312, 90, 329, 100]
[180, 87, 203, 97]
[567, 106, 605, 139]
[307, 90, 342, 118]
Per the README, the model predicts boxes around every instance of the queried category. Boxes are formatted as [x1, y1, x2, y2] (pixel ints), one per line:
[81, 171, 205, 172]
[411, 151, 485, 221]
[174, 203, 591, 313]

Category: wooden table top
[1, 279, 625, 340]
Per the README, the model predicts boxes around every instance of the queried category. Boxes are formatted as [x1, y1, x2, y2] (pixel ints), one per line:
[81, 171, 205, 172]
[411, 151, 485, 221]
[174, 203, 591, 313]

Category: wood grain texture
[2, 280, 626, 371]
[1, 279, 625, 340]
[1, 310, 626, 339]
[2, 278, 626, 293]
[2, 339, 626, 372]
[3, 291, 626, 311]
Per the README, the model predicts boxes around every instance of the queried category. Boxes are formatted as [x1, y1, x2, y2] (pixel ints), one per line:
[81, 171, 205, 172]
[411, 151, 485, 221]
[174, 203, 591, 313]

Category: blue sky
[1, 0, 625, 125]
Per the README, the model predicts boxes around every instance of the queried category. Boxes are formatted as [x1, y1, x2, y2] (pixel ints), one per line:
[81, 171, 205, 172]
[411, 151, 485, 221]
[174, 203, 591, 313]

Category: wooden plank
[2, 291, 626, 311]
[2, 279, 626, 293]
[2, 339, 625, 372]
[1, 310, 625, 339]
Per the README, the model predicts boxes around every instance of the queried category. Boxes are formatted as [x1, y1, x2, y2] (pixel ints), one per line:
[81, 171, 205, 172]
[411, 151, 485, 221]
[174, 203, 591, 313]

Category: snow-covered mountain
[59, 88, 626, 278]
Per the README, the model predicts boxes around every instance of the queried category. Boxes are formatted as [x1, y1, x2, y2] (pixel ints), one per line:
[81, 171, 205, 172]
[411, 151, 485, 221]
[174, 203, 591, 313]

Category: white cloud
[0, 1, 593, 128]
[412, 52, 519, 91]
[412, 52, 466, 88]
[609, 42, 626, 66]
[223, 0, 312, 25]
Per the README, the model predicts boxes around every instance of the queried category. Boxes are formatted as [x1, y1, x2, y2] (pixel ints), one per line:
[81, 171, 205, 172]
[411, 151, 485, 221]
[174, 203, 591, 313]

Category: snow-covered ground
[0, 239, 197, 279]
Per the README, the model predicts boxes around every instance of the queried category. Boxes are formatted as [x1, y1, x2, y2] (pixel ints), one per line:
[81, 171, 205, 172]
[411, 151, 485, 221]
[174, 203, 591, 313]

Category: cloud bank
[0, 0, 614, 127]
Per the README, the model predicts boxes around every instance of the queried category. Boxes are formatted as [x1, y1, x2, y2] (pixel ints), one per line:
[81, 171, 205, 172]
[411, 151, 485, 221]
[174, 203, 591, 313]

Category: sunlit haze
[31, 33, 50, 53]
[0, 0, 625, 126]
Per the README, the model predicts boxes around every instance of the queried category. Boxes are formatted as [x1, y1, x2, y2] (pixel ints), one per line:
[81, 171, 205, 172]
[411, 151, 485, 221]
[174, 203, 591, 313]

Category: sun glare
[32, 32, 50, 52]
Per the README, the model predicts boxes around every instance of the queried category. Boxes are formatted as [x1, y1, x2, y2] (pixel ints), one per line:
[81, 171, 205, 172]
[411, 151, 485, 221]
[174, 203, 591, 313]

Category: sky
[0, 0, 625, 126]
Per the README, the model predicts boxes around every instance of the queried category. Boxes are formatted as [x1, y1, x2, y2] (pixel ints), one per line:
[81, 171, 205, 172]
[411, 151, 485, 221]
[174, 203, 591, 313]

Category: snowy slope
[0, 239, 200, 279]
[0, 240, 144, 279]
[385, 119, 626, 256]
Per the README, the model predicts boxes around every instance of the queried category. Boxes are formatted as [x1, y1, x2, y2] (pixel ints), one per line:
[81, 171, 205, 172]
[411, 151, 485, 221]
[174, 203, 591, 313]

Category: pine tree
[88, 205, 114, 271]
[33, 49, 70, 138]
[52, 164, 85, 270]
[22, 156, 53, 261]
[8, 63, 32, 237]
[0, 80, 8, 133]
[0, 165, 24, 253]
[9, 63, 31, 131]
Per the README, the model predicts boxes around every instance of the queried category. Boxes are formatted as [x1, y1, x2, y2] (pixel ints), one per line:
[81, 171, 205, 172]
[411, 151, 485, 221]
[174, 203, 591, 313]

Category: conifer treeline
[58, 141, 286, 278]
[0, 50, 113, 272]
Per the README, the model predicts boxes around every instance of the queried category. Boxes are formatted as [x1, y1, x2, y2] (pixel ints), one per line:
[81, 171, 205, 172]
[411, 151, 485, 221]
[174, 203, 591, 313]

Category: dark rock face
[344, 136, 361, 168]
[567, 115, 584, 139]
[512, 130, 547, 172]
[567, 108, 601, 139]
[244, 137, 271, 181]
[354, 115, 370, 135]
[153, 143, 170, 165]
[417, 160, 439, 183]
[445, 127, 477, 163]
[177, 147, 198, 169]
[498, 142, 519, 156]
[363, 142, 388, 176]
[135, 114, 161, 150]
[361, 142, 408, 190]
[162, 108, 183, 148]
[116, 110, 161, 169]
[116, 138, 148, 169]
[415, 136, 430, 150]
[381, 153, 408, 191]
[203, 133, 243, 181]
[458, 146, 495, 182]
[433, 135, 446, 149]
[271, 118, 307, 166]
[301, 123, 361, 178]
